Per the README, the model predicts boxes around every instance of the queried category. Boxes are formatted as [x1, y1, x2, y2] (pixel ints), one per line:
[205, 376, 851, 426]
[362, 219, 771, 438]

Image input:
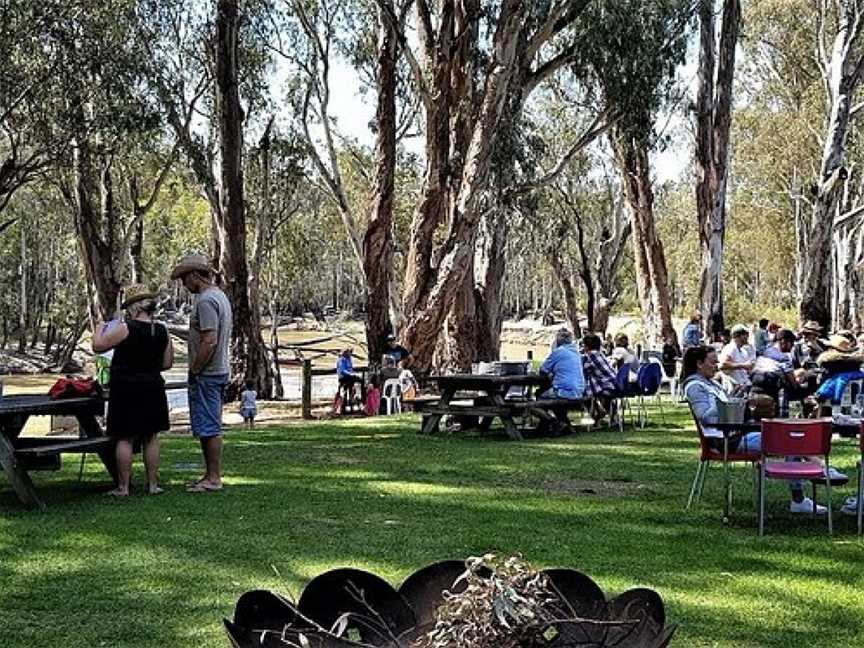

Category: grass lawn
[1, 404, 863, 647]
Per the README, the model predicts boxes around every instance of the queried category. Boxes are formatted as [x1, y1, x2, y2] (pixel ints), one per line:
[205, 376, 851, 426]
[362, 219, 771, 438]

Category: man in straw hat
[171, 254, 233, 492]
[793, 320, 825, 371]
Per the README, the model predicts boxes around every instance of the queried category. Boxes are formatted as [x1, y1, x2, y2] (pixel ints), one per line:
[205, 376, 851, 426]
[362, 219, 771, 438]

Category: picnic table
[415, 374, 588, 441]
[0, 394, 116, 508]
[713, 419, 857, 523]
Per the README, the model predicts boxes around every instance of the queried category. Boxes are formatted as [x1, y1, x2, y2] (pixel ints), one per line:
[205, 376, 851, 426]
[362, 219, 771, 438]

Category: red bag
[48, 377, 102, 400]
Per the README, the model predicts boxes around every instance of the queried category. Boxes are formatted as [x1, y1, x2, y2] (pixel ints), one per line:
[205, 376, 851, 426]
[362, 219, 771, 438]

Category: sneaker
[840, 497, 859, 516]
[826, 467, 848, 481]
[790, 497, 827, 515]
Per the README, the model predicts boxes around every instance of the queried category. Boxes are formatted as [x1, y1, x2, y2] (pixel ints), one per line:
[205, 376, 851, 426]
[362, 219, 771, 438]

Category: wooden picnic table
[418, 374, 587, 441]
[0, 394, 116, 508]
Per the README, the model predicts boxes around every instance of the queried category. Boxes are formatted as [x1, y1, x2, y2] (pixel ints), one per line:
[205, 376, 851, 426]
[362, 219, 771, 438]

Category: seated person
[611, 333, 638, 380]
[751, 329, 813, 415]
[539, 328, 585, 432]
[793, 320, 825, 371]
[581, 333, 618, 422]
[336, 348, 362, 390]
[718, 324, 756, 392]
[398, 367, 418, 401]
[383, 333, 410, 366]
[540, 328, 585, 399]
[682, 345, 827, 514]
[379, 353, 401, 381]
[661, 335, 680, 379]
[814, 334, 864, 407]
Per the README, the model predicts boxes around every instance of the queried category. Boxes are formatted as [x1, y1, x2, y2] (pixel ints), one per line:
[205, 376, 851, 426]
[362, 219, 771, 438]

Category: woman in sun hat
[92, 284, 174, 497]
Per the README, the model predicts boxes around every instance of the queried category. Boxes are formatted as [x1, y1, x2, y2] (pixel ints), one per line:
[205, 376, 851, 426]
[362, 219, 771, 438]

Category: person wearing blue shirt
[336, 348, 362, 388]
[682, 313, 703, 350]
[540, 328, 585, 400]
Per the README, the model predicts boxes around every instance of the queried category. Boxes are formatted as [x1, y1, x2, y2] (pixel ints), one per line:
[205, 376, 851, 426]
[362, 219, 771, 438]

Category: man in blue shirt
[681, 313, 703, 350]
[540, 328, 585, 399]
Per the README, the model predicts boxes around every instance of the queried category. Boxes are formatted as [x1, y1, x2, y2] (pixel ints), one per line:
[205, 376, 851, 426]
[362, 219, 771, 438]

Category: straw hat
[798, 320, 823, 336]
[170, 253, 215, 280]
[825, 334, 857, 354]
[120, 284, 158, 309]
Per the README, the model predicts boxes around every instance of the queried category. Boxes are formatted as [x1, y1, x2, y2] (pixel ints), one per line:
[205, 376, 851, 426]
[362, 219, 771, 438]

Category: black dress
[106, 320, 170, 443]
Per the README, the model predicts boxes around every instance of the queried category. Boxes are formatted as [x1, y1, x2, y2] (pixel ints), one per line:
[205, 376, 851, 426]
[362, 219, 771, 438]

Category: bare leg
[143, 435, 162, 493]
[202, 436, 222, 485]
[109, 439, 133, 496]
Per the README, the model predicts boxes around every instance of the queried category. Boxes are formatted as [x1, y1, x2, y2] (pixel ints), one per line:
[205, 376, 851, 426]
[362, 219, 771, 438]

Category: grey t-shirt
[189, 286, 233, 376]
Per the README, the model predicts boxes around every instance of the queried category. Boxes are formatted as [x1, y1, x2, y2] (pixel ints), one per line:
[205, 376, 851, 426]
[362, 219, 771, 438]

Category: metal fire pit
[224, 560, 675, 647]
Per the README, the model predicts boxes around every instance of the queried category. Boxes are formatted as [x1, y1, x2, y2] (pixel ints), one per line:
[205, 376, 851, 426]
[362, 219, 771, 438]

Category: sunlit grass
[0, 405, 863, 647]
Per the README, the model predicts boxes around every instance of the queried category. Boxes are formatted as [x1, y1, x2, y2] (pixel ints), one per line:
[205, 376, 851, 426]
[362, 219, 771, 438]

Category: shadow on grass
[1, 409, 863, 647]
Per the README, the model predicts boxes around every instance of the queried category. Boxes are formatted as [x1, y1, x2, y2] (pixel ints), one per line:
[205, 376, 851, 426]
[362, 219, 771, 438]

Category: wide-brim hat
[170, 253, 215, 280]
[121, 284, 158, 309]
[730, 324, 749, 337]
[799, 320, 823, 336]
[825, 334, 857, 354]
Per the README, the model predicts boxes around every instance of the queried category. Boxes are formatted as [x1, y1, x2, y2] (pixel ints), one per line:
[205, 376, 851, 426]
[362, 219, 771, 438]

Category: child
[240, 381, 257, 429]
[365, 375, 381, 417]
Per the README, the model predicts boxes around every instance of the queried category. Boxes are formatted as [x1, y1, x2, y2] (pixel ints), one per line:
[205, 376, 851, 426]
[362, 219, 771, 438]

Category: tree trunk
[694, 0, 740, 338]
[363, 5, 398, 368]
[549, 236, 581, 337]
[214, 0, 273, 399]
[612, 130, 676, 346]
[18, 224, 27, 353]
[69, 141, 123, 325]
[800, 5, 864, 329]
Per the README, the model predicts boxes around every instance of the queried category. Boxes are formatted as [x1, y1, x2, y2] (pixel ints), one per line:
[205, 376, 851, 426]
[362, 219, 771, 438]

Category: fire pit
[224, 555, 675, 647]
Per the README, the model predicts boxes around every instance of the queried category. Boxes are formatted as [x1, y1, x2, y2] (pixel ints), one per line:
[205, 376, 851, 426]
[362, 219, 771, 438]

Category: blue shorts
[189, 373, 228, 438]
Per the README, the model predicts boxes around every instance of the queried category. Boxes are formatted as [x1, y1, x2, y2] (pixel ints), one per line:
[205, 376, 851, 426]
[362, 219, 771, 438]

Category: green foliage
[571, 0, 691, 140]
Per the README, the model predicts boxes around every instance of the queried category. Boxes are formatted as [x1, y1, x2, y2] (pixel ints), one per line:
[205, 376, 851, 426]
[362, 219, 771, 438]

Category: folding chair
[758, 419, 834, 536]
[686, 403, 758, 510]
[636, 362, 664, 427]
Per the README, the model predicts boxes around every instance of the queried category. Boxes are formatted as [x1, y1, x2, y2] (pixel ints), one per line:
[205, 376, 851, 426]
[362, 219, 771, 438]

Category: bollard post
[302, 359, 313, 420]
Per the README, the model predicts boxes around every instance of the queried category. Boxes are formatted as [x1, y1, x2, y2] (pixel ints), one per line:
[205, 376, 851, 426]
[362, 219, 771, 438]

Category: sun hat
[170, 253, 215, 280]
[730, 324, 749, 337]
[120, 284, 158, 309]
[799, 320, 823, 336]
[825, 334, 857, 354]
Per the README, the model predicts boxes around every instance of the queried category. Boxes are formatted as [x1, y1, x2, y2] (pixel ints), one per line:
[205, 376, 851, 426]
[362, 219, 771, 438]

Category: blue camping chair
[635, 362, 665, 428]
[612, 363, 640, 430]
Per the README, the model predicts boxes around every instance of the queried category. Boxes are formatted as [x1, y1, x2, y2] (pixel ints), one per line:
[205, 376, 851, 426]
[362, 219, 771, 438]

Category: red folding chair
[758, 419, 834, 536]
[686, 403, 758, 510]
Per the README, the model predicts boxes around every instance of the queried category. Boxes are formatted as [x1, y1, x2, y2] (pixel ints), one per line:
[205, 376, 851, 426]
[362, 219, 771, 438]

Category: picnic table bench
[419, 374, 589, 440]
[0, 394, 117, 508]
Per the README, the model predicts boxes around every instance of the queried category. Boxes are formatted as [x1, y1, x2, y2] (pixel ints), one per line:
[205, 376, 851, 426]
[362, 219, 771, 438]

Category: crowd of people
[680, 313, 863, 517]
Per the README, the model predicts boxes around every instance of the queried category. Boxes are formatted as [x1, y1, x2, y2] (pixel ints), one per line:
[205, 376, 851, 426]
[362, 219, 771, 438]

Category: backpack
[48, 377, 103, 400]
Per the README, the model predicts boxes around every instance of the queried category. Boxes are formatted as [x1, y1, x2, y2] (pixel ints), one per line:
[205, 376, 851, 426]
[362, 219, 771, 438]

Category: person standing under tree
[92, 284, 173, 497]
[171, 254, 233, 493]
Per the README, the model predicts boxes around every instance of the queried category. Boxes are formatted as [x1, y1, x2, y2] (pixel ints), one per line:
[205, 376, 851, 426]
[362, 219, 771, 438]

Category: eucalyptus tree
[694, 0, 741, 337]
[570, 0, 691, 346]
[798, 0, 864, 328]
[138, 0, 278, 397]
[385, 0, 615, 373]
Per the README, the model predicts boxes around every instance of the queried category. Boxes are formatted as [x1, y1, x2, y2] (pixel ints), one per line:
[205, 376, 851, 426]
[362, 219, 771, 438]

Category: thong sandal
[186, 481, 223, 493]
[148, 486, 165, 495]
[106, 488, 129, 498]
